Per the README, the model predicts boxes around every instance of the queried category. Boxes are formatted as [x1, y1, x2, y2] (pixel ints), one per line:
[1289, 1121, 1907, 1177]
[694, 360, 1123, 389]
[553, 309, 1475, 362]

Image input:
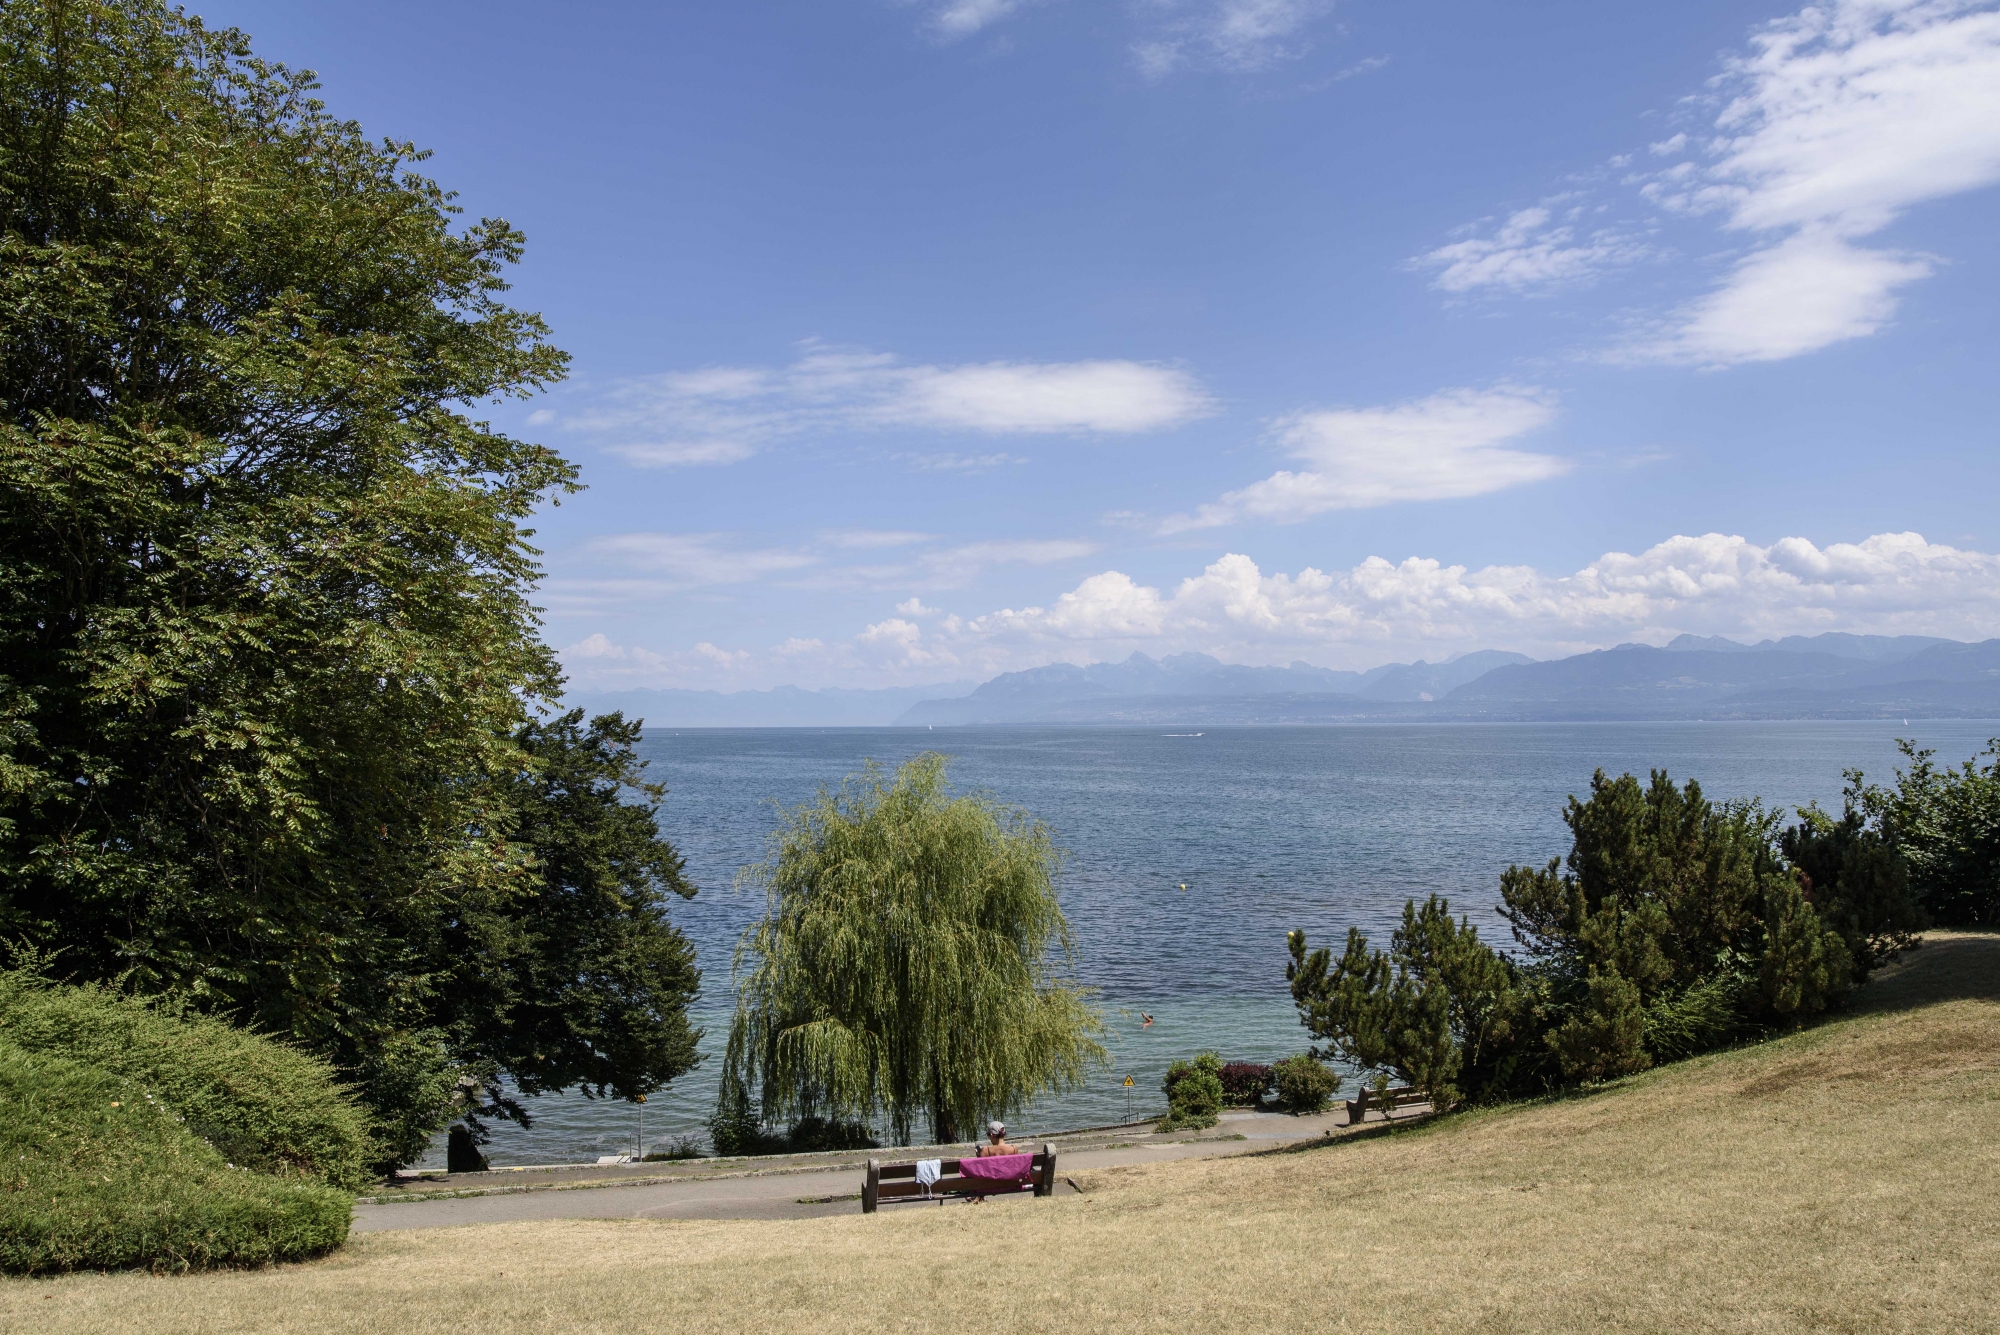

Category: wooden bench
[862, 1143, 1058, 1212]
[1346, 1085, 1427, 1123]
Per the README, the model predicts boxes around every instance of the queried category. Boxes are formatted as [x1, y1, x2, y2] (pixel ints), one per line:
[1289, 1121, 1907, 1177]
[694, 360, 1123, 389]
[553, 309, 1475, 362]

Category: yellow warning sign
[1122, 1076, 1135, 1087]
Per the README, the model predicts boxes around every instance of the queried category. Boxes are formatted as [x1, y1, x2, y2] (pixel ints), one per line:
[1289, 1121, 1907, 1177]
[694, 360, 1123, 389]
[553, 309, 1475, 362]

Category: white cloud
[614, 439, 758, 468]
[558, 345, 1211, 465]
[925, 0, 1029, 40]
[1416, 206, 1655, 294]
[1429, 0, 2000, 363]
[919, 538, 1101, 587]
[894, 450, 1026, 472]
[896, 597, 944, 617]
[587, 533, 815, 586]
[1641, 0, 2000, 363]
[1161, 387, 1565, 531]
[942, 530, 2000, 667]
[1625, 227, 1934, 365]
[559, 530, 2000, 688]
[818, 529, 934, 550]
[1133, 0, 1335, 77]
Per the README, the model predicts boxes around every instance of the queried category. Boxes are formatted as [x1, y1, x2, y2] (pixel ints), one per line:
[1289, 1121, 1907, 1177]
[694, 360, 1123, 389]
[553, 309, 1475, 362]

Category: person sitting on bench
[976, 1121, 1016, 1156]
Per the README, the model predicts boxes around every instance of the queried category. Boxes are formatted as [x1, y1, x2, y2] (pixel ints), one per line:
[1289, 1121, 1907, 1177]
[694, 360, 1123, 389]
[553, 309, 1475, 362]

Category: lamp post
[636, 1093, 647, 1161]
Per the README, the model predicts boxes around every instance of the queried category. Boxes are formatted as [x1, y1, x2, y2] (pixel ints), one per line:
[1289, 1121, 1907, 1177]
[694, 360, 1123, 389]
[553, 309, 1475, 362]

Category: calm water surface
[429, 720, 1999, 1166]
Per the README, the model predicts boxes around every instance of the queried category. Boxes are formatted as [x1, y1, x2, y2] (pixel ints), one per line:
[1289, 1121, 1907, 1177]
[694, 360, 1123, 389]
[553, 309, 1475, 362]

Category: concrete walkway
[352, 1106, 1408, 1231]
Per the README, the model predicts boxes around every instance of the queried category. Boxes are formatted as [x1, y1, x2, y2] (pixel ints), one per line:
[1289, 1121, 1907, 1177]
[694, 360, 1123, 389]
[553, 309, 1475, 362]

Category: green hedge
[0, 972, 374, 1190]
[0, 1044, 351, 1274]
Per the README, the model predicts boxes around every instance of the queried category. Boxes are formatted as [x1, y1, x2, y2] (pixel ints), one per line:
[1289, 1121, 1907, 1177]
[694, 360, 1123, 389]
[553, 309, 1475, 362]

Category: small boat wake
[1161, 732, 1205, 737]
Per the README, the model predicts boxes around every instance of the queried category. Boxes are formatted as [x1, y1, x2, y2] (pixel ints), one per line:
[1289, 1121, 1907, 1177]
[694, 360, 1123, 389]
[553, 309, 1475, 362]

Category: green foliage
[0, 1042, 351, 1274]
[1158, 1052, 1224, 1130]
[1288, 896, 1521, 1109]
[1850, 740, 2000, 928]
[723, 755, 1106, 1146]
[706, 1074, 776, 1157]
[1547, 968, 1648, 1082]
[1501, 771, 1851, 1054]
[0, 0, 701, 1166]
[641, 1135, 705, 1162]
[1781, 800, 1925, 975]
[1270, 1053, 1339, 1114]
[0, 969, 372, 1189]
[1292, 768, 1859, 1102]
[1640, 964, 1748, 1063]
[0, 1, 703, 1167]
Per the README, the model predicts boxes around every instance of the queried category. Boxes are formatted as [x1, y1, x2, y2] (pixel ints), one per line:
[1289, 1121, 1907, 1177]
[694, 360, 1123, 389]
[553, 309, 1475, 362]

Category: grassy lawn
[7, 933, 1997, 1334]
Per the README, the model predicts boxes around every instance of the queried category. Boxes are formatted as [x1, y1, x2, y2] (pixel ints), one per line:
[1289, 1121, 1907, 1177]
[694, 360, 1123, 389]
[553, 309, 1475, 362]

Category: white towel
[913, 1158, 942, 1197]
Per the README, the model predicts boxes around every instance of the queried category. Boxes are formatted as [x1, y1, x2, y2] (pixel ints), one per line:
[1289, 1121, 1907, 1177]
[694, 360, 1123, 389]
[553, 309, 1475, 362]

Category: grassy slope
[8, 933, 1998, 1333]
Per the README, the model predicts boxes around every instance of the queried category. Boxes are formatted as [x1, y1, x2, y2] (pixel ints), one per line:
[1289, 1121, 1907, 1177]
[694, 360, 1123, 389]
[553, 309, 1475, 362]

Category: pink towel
[957, 1152, 1034, 1188]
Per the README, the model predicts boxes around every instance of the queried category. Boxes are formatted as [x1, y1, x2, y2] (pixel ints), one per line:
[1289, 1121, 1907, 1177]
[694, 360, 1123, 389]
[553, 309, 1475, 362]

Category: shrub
[1853, 739, 2000, 928]
[1157, 1052, 1224, 1131]
[707, 1075, 783, 1156]
[0, 1043, 352, 1274]
[1271, 1054, 1339, 1114]
[0, 972, 375, 1190]
[781, 1117, 880, 1153]
[641, 1135, 705, 1162]
[1218, 1062, 1274, 1107]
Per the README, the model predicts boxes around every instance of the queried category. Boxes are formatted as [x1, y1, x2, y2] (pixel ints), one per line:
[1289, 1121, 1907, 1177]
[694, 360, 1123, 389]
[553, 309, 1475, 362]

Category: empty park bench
[1346, 1085, 1427, 1124]
[862, 1143, 1058, 1212]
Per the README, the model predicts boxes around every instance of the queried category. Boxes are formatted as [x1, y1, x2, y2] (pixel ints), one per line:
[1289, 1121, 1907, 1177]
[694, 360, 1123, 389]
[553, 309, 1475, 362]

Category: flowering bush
[1218, 1062, 1274, 1107]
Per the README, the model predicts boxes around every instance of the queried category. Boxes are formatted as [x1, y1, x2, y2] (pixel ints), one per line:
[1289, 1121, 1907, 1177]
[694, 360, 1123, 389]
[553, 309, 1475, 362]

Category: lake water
[426, 719, 1999, 1166]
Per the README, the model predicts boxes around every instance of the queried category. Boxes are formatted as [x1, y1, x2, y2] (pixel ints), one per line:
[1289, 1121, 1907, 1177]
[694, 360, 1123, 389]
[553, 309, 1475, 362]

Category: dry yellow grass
[8, 933, 1998, 1335]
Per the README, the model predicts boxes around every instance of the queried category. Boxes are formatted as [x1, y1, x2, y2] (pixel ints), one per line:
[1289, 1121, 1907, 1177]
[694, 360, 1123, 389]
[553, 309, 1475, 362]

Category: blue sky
[204, 0, 2000, 689]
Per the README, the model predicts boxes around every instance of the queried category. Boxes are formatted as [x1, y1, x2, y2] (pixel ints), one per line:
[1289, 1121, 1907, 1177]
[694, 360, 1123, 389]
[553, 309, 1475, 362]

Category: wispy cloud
[1425, 0, 2000, 365]
[1134, 0, 1337, 78]
[1159, 387, 1565, 532]
[554, 345, 1213, 467]
[559, 528, 1100, 607]
[1416, 205, 1654, 294]
[923, 0, 1033, 40]
[586, 533, 816, 586]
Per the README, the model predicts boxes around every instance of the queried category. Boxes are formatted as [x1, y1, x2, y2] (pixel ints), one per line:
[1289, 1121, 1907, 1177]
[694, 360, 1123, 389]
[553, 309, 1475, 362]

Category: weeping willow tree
[722, 754, 1107, 1146]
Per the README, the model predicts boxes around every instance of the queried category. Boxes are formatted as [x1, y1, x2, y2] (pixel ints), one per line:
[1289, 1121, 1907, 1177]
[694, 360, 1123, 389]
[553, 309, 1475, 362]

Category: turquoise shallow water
[428, 719, 2000, 1166]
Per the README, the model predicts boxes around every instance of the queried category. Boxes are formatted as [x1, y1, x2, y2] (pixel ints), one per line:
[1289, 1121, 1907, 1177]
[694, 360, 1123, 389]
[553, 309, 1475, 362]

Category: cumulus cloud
[1427, 0, 2000, 364]
[1160, 387, 1565, 531]
[876, 531, 2000, 674]
[558, 530, 2000, 688]
[556, 345, 1212, 467]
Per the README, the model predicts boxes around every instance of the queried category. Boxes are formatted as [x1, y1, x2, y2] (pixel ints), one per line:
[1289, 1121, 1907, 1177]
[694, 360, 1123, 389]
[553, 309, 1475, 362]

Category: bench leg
[863, 1159, 879, 1214]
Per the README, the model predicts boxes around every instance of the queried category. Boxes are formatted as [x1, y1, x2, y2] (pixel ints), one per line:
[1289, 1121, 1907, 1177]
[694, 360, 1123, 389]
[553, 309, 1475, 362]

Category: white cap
[987, 1121, 1006, 1136]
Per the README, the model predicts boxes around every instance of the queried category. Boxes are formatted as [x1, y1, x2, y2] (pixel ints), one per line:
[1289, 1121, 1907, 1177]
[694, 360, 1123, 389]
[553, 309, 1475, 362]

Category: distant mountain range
[569, 633, 2000, 727]
[569, 681, 975, 728]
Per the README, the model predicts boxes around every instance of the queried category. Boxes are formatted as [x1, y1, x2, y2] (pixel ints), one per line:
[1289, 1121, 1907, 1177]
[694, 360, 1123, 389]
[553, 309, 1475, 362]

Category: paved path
[353, 1108, 1379, 1231]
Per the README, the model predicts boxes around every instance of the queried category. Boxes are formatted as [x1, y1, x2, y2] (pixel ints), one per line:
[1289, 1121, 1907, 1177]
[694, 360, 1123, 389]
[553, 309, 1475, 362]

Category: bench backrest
[863, 1143, 1057, 1212]
[1347, 1085, 1424, 1120]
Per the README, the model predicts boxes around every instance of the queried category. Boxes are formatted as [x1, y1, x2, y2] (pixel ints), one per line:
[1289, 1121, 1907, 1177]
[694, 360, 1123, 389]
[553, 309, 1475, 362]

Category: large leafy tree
[0, 0, 698, 1167]
[723, 754, 1106, 1146]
